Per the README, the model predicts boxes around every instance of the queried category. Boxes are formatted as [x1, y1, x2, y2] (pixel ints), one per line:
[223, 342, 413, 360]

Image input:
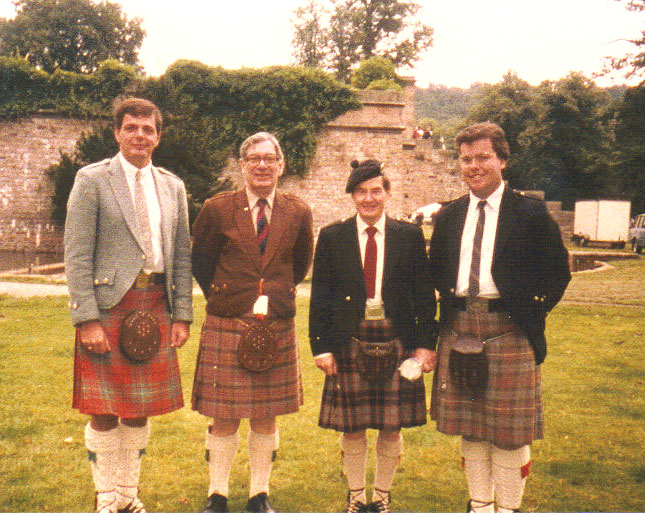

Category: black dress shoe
[201, 493, 228, 513]
[245, 492, 275, 513]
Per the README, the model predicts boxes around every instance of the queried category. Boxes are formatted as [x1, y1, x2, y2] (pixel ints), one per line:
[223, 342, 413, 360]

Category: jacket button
[450, 288, 455, 294]
[345, 296, 351, 301]
[222, 283, 227, 290]
[534, 296, 539, 301]
[94, 279, 99, 285]
[103, 278, 109, 284]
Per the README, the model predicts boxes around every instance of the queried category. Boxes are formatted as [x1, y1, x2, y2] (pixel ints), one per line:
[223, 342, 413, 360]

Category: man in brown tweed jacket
[191, 132, 313, 513]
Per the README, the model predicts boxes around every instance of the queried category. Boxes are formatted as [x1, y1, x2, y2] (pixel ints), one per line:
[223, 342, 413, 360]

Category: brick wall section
[0, 116, 95, 253]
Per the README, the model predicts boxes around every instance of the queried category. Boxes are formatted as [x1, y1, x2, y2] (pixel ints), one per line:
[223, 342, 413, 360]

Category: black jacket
[309, 215, 437, 356]
[429, 188, 571, 364]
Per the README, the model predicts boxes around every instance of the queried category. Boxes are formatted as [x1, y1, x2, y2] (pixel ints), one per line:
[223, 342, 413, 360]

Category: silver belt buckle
[135, 271, 152, 289]
[465, 297, 488, 314]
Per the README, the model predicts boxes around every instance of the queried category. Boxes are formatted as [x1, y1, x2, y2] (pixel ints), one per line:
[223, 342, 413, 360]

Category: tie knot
[258, 198, 268, 206]
[366, 226, 377, 238]
[477, 200, 487, 210]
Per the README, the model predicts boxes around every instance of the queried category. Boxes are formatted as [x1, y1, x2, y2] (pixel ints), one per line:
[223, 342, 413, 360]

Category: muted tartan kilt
[430, 309, 544, 448]
[319, 318, 427, 433]
[191, 314, 303, 419]
[72, 284, 183, 418]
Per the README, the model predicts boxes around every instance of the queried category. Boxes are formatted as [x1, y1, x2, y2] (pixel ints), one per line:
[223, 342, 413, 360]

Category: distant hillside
[415, 83, 484, 122]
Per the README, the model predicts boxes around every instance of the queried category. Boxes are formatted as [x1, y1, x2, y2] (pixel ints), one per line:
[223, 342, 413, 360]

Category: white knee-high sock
[116, 421, 150, 509]
[341, 434, 368, 505]
[248, 429, 279, 498]
[85, 423, 120, 513]
[373, 433, 403, 502]
[206, 429, 239, 497]
[492, 445, 531, 513]
[461, 438, 494, 513]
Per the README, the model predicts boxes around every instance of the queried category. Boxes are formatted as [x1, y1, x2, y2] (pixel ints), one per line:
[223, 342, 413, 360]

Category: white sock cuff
[119, 421, 151, 449]
[341, 434, 368, 455]
[491, 445, 530, 468]
[85, 423, 120, 452]
[248, 429, 279, 452]
[206, 430, 239, 450]
[461, 439, 491, 461]
[376, 433, 403, 458]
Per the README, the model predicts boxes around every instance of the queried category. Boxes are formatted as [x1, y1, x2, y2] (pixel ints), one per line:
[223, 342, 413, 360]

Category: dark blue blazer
[429, 188, 571, 364]
[309, 215, 437, 356]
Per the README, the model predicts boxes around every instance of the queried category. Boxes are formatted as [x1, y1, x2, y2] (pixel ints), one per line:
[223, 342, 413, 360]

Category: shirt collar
[246, 187, 276, 210]
[356, 212, 386, 235]
[469, 181, 505, 214]
[118, 152, 153, 177]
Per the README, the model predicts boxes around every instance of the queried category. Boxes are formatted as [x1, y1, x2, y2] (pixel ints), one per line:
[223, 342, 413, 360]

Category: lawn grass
[0, 256, 644, 512]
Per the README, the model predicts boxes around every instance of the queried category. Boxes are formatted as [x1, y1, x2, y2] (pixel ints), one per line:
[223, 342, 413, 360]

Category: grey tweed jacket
[64, 155, 193, 326]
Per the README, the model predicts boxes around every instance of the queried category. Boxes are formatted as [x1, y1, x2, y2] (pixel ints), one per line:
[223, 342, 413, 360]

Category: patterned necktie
[134, 169, 154, 267]
[468, 200, 487, 297]
[256, 198, 269, 255]
[364, 226, 377, 298]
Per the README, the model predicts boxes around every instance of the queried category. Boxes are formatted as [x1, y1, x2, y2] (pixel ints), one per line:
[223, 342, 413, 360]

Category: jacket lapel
[343, 216, 365, 291]
[108, 156, 145, 252]
[151, 167, 173, 267]
[233, 190, 262, 271]
[448, 196, 469, 288]
[493, 188, 517, 263]
[383, 216, 400, 288]
[261, 192, 288, 269]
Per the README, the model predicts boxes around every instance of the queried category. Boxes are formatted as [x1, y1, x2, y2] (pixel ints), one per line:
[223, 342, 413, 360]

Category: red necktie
[364, 226, 377, 298]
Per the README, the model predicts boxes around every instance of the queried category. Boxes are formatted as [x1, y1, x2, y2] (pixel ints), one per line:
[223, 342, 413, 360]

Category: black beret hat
[345, 159, 383, 193]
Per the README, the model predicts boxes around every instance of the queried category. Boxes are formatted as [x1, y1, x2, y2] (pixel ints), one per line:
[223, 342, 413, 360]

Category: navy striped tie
[256, 198, 269, 255]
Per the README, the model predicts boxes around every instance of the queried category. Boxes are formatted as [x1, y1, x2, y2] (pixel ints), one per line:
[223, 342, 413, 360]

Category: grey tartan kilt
[318, 318, 427, 433]
[191, 314, 303, 420]
[430, 309, 544, 448]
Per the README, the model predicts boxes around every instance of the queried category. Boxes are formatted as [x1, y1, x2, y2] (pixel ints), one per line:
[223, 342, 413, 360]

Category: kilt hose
[72, 284, 183, 418]
[319, 318, 427, 433]
[430, 309, 544, 449]
[192, 314, 303, 419]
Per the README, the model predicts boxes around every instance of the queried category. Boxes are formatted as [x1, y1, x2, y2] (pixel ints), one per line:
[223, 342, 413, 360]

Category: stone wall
[0, 116, 95, 253]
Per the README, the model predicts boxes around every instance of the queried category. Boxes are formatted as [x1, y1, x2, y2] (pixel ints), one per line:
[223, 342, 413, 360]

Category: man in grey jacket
[64, 97, 193, 513]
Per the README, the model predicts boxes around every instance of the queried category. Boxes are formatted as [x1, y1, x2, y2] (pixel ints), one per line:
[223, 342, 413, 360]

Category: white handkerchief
[398, 357, 423, 381]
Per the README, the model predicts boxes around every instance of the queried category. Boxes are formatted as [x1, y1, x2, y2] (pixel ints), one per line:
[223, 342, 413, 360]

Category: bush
[350, 56, 398, 89]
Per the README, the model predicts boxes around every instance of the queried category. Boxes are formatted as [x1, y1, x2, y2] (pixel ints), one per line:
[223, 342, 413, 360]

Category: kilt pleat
[72, 285, 183, 418]
[430, 310, 544, 448]
[191, 315, 303, 419]
[319, 318, 427, 433]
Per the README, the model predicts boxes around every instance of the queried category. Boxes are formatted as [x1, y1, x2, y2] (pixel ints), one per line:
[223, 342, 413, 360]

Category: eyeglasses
[458, 153, 495, 165]
[245, 154, 280, 166]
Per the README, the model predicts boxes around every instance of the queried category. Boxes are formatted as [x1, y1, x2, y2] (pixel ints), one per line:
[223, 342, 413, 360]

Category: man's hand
[79, 320, 110, 354]
[414, 347, 437, 372]
[170, 321, 190, 348]
[315, 354, 338, 376]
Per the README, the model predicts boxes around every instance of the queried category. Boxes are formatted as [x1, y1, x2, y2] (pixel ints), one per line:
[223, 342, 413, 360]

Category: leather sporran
[448, 334, 488, 397]
[354, 338, 398, 382]
[237, 321, 278, 372]
[119, 310, 161, 362]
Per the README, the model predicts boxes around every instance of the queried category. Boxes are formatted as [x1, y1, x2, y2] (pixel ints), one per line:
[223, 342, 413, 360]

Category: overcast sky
[1, 0, 643, 88]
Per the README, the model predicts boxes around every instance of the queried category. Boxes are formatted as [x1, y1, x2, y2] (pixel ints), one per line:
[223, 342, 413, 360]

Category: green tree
[292, 0, 433, 83]
[519, 73, 614, 204]
[602, 0, 645, 79]
[350, 56, 397, 88]
[0, 0, 144, 74]
[611, 84, 645, 213]
[291, 0, 329, 68]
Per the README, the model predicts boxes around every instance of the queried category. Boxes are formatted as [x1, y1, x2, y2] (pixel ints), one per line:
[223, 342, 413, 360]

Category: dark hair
[455, 122, 510, 161]
[113, 97, 163, 133]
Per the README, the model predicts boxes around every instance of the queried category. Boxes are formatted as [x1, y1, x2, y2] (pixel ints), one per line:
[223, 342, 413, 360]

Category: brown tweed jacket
[192, 189, 314, 319]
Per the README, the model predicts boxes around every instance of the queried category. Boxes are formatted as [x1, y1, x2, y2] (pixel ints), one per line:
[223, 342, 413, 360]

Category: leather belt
[448, 296, 506, 314]
[133, 271, 165, 289]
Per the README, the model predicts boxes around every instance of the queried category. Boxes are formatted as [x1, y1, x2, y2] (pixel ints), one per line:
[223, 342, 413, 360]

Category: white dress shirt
[246, 188, 276, 234]
[455, 182, 505, 298]
[356, 213, 386, 306]
[119, 153, 164, 273]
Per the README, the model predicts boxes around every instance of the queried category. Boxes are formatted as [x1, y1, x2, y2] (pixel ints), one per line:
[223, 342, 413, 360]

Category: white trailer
[572, 200, 631, 248]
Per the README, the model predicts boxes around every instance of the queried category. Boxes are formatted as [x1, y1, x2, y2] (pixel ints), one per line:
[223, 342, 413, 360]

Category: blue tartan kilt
[318, 318, 427, 433]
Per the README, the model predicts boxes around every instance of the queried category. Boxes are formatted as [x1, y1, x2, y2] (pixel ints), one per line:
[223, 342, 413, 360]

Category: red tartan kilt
[191, 314, 303, 420]
[318, 318, 427, 433]
[430, 309, 544, 448]
[72, 285, 183, 418]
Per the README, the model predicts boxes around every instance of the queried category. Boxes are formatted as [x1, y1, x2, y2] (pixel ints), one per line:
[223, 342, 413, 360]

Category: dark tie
[468, 200, 487, 297]
[134, 169, 154, 267]
[256, 198, 269, 255]
[364, 226, 377, 298]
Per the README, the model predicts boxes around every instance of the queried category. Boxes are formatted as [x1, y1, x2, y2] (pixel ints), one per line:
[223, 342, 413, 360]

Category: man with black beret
[309, 160, 437, 513]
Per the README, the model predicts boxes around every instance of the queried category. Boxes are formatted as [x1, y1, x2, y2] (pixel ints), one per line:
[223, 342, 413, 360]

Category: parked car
[629, 213, 645, 254]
